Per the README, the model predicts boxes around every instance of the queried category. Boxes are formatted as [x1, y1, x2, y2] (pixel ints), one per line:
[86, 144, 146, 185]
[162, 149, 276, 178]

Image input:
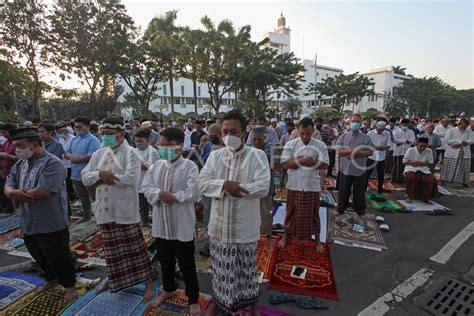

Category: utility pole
[313, 52, 318, 110]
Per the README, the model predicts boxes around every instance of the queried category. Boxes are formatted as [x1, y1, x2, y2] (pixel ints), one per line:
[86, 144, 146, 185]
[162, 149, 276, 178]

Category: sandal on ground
[295, 297, 328, 310]
[380, 224, 390, 232]
[268, 292, 296, 305]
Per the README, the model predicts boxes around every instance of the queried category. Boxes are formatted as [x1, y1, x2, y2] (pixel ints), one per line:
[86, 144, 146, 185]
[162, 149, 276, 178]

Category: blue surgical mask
[350, 122, 361, 132]
[101, 135, 118, 148]
[136, 144, 148, 151]
[159, 147, 178, 161]
[57, 134, 65, 139]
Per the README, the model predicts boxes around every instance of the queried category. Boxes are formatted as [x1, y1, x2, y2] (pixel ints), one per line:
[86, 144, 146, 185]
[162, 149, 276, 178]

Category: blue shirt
[67, 132, 101, 181]
[6, 152, 68, 235]
[44, 139, 64, 160]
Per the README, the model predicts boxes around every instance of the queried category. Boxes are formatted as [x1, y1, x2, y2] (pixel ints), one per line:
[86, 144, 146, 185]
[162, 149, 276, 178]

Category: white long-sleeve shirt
[434, 124, 453, 150]
[403, 147, 433, 174]
[134, 146, 160, 185]
[141, 157, 200, 242]
[368, 130, 392, 161]
[198, 146, 270, 243]
[59, 134, 75, 168]
[392, 128, 416, 157]
[81, 143, 141, 225]
[444, 127, 474, 159]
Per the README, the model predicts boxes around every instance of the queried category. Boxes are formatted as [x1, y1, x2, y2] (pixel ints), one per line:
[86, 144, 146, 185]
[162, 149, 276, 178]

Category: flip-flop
[295, 297, 328, 310]
[380, 224, 390, 232]
[375, 216, 385, 223]
[268, 292, 296, 305]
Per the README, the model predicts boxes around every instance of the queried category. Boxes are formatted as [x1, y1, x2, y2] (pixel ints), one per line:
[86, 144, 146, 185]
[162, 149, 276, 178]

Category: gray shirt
[6, 152, 69, 235]
[336, 131, 373, 176]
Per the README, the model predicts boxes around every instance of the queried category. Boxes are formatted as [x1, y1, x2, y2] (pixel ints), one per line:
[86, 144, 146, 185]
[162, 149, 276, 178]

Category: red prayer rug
[268, 238, 338, 300]
[142, 290, 212, 315]
[256, 235, 280, 282]
[368, 179, 397, 191]
[70, 231, 103, 259]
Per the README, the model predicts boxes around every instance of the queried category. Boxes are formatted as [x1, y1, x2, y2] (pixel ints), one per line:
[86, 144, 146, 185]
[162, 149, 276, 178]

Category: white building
[262, 12, 291, 55]
[350, 66, 411, 113]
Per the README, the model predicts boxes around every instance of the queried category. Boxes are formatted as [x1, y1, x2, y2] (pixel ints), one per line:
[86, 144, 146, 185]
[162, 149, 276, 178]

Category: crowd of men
[0, 113, 473, 315]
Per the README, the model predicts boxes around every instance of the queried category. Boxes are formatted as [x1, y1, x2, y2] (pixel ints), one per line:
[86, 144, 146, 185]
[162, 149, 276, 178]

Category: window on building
[228, 92, 231, 98]
[163, 97, 168, 105]
[181, 85, 185, 96]
[163, 84, 167, 95]
[181, 104, 186, 108]
[174, 98, 180, 105]
[198, 86, 201, 97]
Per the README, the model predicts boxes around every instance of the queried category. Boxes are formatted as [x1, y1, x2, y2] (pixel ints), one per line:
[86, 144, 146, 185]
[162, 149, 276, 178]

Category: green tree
[282, 97, 303, 118]
[199, 16, 253, 113]
[0, 0, 50, 119]
[0, 57, 35, 113]
[392, 65, 407, 75]
[49, 0, 135, 103]
[307, 72, 374, 115]
[181, 27, 206, 114]
[385, 76, 458, 117]
[144, 11, 185, 118]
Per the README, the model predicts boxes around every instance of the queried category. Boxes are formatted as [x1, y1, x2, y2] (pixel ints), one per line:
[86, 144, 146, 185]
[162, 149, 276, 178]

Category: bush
[0, 110, 22, 123]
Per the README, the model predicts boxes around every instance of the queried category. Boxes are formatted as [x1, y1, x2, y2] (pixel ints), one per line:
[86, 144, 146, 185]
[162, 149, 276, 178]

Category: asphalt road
[1, 185, 473, 316]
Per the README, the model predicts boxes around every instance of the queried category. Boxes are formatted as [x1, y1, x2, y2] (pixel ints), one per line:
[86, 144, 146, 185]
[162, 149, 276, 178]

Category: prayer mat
[70, 231, 103, 259]
[437, 186, 454, 195]
[69, 221, 99, 244]
[443, 187, 474, 198]
[391, 181, 406, 191]
[142, 228, 154, 247]
[274, 189, 288, 202]
[256, 235, 281, 282]
[62, 283, 155, 316]
[0, 272, 44, 310]
[368, 180, 397, 192]
[328, 210, 387, 251]
[366, 192, 402, 212]
[142, 290, 212, 315]
[268, 238, 338, 300]
[3, 283, 90, 315]
[232, 305, 292, 316]
[0, 216, 20, 235]
[397, 200, 450, 212]
[323, 177, 336, 190]
[0, 229, 22, 250]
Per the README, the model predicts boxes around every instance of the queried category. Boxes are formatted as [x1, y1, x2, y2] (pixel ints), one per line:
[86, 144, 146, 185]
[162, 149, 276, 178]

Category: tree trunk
[169, 78, 175, 119]
[234, 90, 238, 110]
[32, 78, 41, 119]
[193, 80, 198, 115]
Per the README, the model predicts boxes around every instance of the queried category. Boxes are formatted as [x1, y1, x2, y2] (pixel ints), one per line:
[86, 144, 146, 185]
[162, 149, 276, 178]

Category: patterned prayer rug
[274, 189, 288, 202]
[194, 239, 212, 273]
[256, 235, 280, 282]
[0, 216, 20, 235]
[142, 290, 212, 315]
[328, 210, 387, 251]
[323, 177, 336, 190]
[3, 283, 90, 315]
[232, 305, 292, 316]
[397, 200, 450, 212]
[0, 272, 44, 310]
[368, 180, 397, 192]
[70, 231, 103, 259]
[268, 238, 338, 300]
[320, 190, 337, 208]
[62, 283, 154, 316]
[69, 221, 99, 244]
[0, 229, 23, 250]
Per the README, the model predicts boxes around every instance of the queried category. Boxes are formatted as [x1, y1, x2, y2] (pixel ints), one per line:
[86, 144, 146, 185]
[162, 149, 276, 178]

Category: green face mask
[101, 134, 118, 148]
[159, 147, 178, 161]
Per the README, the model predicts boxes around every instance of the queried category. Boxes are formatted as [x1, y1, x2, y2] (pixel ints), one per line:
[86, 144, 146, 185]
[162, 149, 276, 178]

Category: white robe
[81, 143, 141, 225]
[198, 146, 270, 244]
[140, 156, 200, 242]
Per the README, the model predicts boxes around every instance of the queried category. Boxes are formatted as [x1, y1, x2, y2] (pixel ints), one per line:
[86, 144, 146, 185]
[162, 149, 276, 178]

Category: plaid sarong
[284, 190, 320, 240]
[441, 148, 470, 185]
[100, 222, 154, 292]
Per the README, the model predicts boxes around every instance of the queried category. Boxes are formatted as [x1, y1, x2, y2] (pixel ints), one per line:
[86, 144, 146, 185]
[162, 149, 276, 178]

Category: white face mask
[223, 135, 242, 151]
[401, 125, 408, 131]
[16, 147, 34, 160]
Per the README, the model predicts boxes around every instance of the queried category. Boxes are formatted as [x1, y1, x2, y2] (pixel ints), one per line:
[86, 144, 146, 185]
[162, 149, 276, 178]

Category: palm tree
[392, 65, 407, 75]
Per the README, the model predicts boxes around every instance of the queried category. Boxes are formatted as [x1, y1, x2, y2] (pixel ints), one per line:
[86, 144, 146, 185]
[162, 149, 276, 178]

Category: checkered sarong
[441, 148, 470, 185]
[100, 222, 154, 292]
[284, 190, 320, 240]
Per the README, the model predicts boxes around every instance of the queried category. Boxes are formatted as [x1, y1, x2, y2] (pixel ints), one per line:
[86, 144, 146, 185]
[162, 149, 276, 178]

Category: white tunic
[81, 143, 141, 225]
[403, 147, 433, 175]
[281, 137, 329, 192]
[444, 127, 474, 159]
[368, 130, 392, 161]
[434, 124, 453, 150]
[198, 146, 270, 243]
[59, 134, 75, 168]
[134, 146, 160, 185]
[140, 157, 200, 242]
[392, 128, 416, 157]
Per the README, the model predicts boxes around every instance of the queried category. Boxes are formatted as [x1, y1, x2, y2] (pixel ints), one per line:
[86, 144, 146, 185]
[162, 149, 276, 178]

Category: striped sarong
[441, 147, 470, 185]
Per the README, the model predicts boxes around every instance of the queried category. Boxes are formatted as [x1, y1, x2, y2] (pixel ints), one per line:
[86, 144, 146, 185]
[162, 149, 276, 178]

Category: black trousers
[385, 150, 393, 173]
[0, 177, 13, 213]
[66, 168, 75, 201]
[365, 159, 386, 193]
[337, 173, 366, 215]
[155, 238, 200, 304]
[138, 193, 151, 224]
[24, 228, 76, 288]
[436, 149, 445, 164]
[328, 150, 336, 177]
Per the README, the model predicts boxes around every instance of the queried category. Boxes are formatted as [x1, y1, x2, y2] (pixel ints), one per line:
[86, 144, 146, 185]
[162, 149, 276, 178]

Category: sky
[50, 0, 474, 89]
